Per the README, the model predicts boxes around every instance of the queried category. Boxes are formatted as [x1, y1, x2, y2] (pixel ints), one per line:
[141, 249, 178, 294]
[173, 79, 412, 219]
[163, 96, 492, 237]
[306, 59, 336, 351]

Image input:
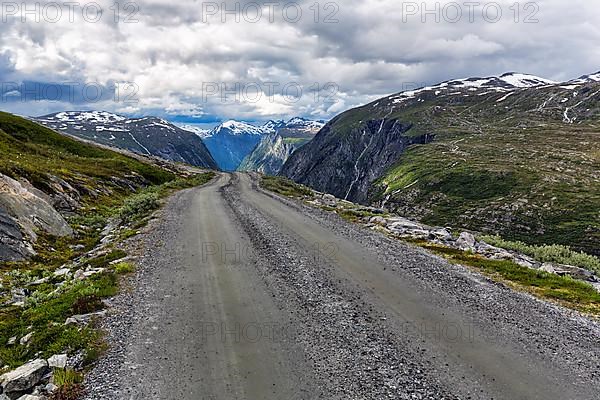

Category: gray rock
[386, 217, 423, 229]
[19, 332, 33, 346]
[0, 359, 49, 395]
[0, 174, 73, 244]
[430, 228, 452, 240]
[0, 209, 35, 262]
[53, 268, 70, 278]
[65, 310, 107, 326]
[540, 263, 556, 274]
[368, 216, 386, 225]
[47, 354, 67, 369]
[16, 395, 46, 400]
[456, 232, 476, 251]
[43, 383, 58, 393]
[73, 270, 85, 280]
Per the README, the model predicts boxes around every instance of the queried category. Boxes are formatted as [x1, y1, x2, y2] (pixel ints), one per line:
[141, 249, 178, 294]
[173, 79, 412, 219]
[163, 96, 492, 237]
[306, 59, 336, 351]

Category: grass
[260, 175, 314, 198]
[113, 262, 135, 274]
[0, 271, 118, 369]
[413, 241, 600, 316]
[53, 368, 84, 385]
[0, 112, 216, 376]
[480, 235, 600, 274]
[51, 368, 85, 400]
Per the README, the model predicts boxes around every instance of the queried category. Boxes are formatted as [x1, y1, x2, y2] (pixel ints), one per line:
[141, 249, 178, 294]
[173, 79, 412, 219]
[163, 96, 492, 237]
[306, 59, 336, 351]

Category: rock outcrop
[0, 359, 49, 397]
[281, 118, 433, 203]
[0, 174, 73, 261]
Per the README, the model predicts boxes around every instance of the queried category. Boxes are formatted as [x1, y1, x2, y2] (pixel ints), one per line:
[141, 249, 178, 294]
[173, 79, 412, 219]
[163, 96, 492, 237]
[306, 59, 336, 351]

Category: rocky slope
[0, 112, 186, 261]
[202, 120, 267, 171]
[34, 111, 218, 169]
[281, 72, 600, 254]
[237, 133, 295, 175]
[236, 117, 325, 174]
[205, 118, 324, 172]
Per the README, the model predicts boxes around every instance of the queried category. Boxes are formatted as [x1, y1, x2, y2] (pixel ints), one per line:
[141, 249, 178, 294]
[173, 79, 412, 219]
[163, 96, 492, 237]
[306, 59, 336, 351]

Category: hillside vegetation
[0, 112, 214, 395]
[282, 75, 600, 255]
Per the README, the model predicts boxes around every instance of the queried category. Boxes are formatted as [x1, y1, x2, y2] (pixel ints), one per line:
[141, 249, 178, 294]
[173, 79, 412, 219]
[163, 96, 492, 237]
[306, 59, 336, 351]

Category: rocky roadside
[80, 189, 193, 400]
[254, 176, 600, 392]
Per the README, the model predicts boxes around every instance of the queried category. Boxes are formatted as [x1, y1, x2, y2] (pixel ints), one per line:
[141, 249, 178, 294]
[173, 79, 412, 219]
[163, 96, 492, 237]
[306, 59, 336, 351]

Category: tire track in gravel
[230, 172, 600, 400]
[84, 172, 599, 400]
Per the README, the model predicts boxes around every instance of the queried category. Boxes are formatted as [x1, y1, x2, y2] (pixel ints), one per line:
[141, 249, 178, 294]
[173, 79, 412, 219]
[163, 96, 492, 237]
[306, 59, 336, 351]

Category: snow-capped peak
[263, 120, 286, 132]
[212, 120, 267, 136]
[178, 124, 211, 138]
[569, 71, 600, 84]
[390, 72, 559, 104]
[40, 110, 127, 124]
[498, 72, 557, 88]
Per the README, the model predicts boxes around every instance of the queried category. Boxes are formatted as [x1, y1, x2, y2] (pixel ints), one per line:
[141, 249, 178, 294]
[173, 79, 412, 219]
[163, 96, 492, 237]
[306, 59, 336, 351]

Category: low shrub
[119, 192, 160, 222]
[480, 235, 600, 274]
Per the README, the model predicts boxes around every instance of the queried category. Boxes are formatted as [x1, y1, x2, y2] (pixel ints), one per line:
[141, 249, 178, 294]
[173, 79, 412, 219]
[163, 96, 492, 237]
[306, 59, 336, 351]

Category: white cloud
[0, 0, 598, 123]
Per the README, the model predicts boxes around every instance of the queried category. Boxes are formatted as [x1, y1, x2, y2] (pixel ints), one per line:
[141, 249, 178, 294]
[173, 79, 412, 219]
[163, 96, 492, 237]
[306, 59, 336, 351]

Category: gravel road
[84, 172, 600, 400]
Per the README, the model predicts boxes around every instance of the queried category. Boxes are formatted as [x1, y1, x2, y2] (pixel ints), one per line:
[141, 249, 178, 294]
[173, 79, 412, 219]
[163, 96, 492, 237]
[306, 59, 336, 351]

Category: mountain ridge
[34, 111, 218, 169]
[281, 70, 600, 254]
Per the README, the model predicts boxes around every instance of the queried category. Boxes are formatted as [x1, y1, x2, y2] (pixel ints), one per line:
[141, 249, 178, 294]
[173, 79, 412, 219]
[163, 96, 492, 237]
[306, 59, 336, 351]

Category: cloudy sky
[0, 0, 598, 125]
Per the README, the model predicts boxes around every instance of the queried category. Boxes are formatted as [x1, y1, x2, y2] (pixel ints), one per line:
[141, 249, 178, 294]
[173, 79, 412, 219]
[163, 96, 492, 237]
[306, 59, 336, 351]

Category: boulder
[0, 174, 73, 240]
[369, 216, 386, 225]
[430, 228, 452, 241]
[47, 354, 67, 369]
[16, 395, 46, 400]
[52, 268, 70, 278]
[0, 359, 49, 395]
[0, 210, 35, 262]
[65, 310, 107, 326]
[456, 232, 476, 251]
[386, 218, 425, 235]
[0, 174, 73, 262]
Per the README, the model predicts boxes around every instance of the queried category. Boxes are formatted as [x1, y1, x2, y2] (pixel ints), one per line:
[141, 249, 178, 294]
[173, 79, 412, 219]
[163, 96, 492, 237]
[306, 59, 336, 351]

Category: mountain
[237, 118, 325, 174]
[237, 134, 295, 175]
[202, 120, 268, 171]
[177, 124, 211, 138]
[34, 111, 218, 169]
[204, 118, 325, 172]
[280, 72, 600, 254]
[0, 111, 180, 261]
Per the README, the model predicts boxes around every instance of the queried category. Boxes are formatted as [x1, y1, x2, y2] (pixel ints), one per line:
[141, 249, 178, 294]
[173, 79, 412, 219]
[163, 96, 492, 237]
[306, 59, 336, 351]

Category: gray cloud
[0, 0, 598, 124]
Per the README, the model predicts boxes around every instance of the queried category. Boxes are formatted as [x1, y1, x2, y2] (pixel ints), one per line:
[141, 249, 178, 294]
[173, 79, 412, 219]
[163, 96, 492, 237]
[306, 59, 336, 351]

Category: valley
[1, 71, 599, 400]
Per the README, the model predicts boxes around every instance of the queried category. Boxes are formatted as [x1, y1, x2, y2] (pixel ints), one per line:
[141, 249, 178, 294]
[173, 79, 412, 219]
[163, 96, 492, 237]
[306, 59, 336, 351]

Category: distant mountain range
[281, 71, 600, 254]
[203, 118, 324, 172]
[33, 112, 325, 173]
[34, 111, 218, 169]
